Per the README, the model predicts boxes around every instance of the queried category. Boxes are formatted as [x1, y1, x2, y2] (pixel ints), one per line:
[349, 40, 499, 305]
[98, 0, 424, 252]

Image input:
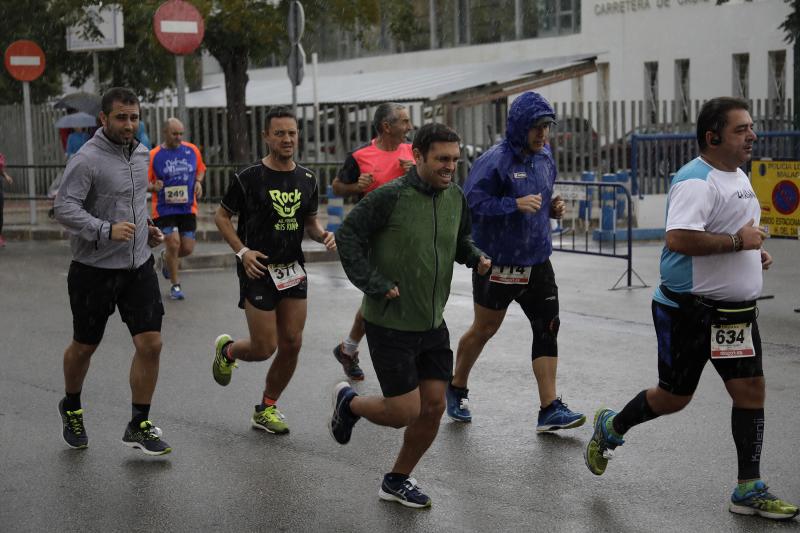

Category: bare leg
[532, 356, 557, 408]
[129, 331, 163, 404]
[391, 380, 447, 475]
[63, 341, 98, 394]
[264, 298, 307, 400]
[451, 304, 506, 388]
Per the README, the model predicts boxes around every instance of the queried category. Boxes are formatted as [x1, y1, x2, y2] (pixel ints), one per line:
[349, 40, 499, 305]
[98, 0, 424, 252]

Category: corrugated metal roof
[186, 53, 597, 107]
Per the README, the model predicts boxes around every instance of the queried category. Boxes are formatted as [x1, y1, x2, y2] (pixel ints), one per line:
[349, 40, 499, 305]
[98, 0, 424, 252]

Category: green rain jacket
[336, 167, 485, 332]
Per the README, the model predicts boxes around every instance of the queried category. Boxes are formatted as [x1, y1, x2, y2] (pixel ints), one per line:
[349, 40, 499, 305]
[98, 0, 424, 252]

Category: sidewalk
[1, 199, 341, 267]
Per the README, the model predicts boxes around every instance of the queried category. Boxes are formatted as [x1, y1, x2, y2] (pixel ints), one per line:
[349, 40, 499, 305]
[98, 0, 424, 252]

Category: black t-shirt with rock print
[221, 161, 319, 267]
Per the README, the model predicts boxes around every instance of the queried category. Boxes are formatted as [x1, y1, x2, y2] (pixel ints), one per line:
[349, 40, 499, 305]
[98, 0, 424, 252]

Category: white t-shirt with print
[654, 157, 762, 305]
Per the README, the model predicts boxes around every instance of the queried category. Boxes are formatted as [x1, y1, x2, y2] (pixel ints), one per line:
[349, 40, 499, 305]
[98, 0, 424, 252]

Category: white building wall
[200, 0, 791, 104]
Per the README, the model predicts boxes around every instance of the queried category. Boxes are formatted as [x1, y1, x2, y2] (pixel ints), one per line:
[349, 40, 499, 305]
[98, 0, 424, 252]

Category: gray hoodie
[55, 128, 152, 270]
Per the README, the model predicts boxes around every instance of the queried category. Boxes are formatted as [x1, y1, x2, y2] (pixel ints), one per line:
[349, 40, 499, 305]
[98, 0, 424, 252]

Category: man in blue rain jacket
[446, 91, 586, 433]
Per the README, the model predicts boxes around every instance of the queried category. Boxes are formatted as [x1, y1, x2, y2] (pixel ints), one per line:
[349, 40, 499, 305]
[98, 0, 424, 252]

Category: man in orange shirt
[148, 118, 206, 300]
[330, 103, 414, 380]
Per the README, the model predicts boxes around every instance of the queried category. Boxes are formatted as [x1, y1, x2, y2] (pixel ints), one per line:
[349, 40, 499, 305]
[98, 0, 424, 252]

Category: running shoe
[251, 405, 289, 434]
[584, 408, 625, 475]
[160, 249, 169, 279]
[537, 397, 586, 432]
[212, 334, 237, 386]
[332, 343, 365, 381]
[329, 381, 360, 445]
[58, 398, 88, 449]
[169, 284, 184, 300]
[122, 420, 172, 456]
[730, 480, 799, 520]
[445, 383, 472, 423]
[378, 476, 432, 509]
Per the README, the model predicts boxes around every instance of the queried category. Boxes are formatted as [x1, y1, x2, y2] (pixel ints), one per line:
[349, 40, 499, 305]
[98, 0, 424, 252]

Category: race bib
[710, 322, 755, 359]
[489, 265, 532, 285]
[165, 185, 189, 204]
[268, 261, 306, 291]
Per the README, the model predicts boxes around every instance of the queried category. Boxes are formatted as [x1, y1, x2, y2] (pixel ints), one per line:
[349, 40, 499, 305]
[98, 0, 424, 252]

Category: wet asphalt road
[1, 239, 799, 532]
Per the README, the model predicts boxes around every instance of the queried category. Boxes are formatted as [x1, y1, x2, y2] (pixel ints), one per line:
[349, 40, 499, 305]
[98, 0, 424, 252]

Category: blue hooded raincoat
[463, 91, 557, 266]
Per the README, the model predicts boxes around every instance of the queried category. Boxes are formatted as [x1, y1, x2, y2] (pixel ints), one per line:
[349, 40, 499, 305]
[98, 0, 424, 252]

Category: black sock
[612, 390, 660, 435]
[385, 472, 409, 484]
[131, 403, 151, 427]
[732, 407, 764, 480]
[63, 391, 82, 412]
[448, 380, 467, 393]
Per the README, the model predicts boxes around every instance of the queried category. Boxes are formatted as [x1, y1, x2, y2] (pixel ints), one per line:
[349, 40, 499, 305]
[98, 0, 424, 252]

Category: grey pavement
[1, 237, 799, 532]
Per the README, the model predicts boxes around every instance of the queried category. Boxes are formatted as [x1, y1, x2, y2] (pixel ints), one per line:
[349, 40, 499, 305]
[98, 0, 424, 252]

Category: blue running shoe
[170, 284, 184, 300]
[329, 381, 360, 445]
[730, 480, 799, 521]
[584, 408, 625, 475]
[445, 383, 472, 423]
[160, 249, 170, 279]
[537, 397, 586, 432]
[378, 476, 432, 509]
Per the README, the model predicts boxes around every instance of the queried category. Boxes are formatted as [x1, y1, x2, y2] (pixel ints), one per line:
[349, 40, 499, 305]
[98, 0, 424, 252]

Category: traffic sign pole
[175, 55, 187, 132]
[153, 0, 205, 137]
[22, 81, 36, 224]
[5, 39, 46, 225]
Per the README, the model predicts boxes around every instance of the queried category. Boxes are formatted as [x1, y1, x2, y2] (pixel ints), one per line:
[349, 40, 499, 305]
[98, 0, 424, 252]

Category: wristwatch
[235, 247, 250, 261]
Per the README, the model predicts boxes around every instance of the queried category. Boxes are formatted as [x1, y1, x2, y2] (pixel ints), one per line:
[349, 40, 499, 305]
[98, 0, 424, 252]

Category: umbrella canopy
[55, 112, 98, 129]
[54, 92, 101, 116]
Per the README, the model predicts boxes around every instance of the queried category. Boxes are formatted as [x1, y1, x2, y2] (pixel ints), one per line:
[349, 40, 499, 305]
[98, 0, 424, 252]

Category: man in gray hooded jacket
[54, 87, 171, 456]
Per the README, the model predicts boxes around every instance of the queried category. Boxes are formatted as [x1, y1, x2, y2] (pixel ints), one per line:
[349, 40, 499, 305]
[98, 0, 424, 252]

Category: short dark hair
[101, 87, 139, 115]
[412, 123, 460, 158]
[265, 106, 296, 130]
[696, 97, 750, 150]
[372, 102, 406, 135]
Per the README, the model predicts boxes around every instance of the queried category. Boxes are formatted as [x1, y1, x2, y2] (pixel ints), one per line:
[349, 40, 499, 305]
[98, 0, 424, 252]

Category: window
[732, 53, 749, 99]
[644, 62, 659, 124]
[768, 50, 786, 116]
[538, 0, 581, 37]
[674, 59, 690, 123]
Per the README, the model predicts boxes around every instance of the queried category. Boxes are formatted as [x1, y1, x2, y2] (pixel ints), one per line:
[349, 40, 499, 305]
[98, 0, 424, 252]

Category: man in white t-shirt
[584, 97, 798, 521]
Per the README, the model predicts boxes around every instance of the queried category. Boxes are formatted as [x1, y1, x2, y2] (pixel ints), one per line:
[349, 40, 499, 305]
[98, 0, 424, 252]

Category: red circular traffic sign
[153, 0, 205, 55]
[4, 40, 46, 82]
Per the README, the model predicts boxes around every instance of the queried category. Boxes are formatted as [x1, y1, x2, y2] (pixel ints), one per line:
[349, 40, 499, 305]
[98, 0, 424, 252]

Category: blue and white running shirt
[654, 157, 763, 306]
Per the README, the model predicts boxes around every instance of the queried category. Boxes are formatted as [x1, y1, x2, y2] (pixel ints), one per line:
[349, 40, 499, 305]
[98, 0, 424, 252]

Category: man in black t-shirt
[213, 107, 336, 435]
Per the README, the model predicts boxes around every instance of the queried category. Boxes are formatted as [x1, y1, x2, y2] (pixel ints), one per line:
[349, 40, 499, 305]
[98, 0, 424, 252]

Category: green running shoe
[251, 405, 289, 434]
[584, 408, 624, 476]
[213, 334, 237, 386]
[730, 480, 799, 521]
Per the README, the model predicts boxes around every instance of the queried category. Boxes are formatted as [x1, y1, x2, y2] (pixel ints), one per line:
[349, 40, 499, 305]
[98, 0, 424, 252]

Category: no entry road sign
[153, 0, 205, 55]
[4, 40, 45, 82]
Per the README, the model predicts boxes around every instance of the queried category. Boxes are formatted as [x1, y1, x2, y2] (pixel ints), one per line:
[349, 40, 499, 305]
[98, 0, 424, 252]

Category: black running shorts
[68, 255, 164, 345]
[238, 271, 307, 311]
[472, 259, 559, 357]
[364, 320, 453, 398]
[154, 213, 197, 238]
[652, 299, 763, 396]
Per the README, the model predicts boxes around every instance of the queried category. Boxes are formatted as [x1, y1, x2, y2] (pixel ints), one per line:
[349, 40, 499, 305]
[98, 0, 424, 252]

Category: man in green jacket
[329, 122, 491, 508]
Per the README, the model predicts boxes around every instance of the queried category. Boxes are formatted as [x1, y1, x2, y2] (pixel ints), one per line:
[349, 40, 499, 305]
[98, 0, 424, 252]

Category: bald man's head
[162, 118, 184, 149]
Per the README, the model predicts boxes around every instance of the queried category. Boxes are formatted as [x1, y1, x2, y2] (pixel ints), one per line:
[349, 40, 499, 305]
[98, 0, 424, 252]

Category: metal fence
[1, 96, 792, 194]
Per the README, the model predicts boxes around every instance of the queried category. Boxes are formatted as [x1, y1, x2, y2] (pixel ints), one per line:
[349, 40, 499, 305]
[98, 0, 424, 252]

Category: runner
[330, 102, 414, 381]
[329, 123, 491, 508]
[584, 97, 798, 521]
[446, 91, 585, 433]
[54, 87, 171, 456]
[148, 117, 207, 300]
[212, 106, 335, 435]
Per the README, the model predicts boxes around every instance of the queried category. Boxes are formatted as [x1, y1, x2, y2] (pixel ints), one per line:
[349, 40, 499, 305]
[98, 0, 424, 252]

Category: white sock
[342, 337, 360, 356]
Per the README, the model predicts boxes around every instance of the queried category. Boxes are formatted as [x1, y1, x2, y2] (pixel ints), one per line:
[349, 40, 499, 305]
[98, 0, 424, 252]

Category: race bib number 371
[268, 261, 306, 291]
[710, 322, 755, 359]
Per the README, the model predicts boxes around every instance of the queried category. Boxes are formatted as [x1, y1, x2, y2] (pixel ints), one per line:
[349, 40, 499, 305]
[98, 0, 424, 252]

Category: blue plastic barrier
[579, 171, 595, 220]
[326, 185, 344, 232]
